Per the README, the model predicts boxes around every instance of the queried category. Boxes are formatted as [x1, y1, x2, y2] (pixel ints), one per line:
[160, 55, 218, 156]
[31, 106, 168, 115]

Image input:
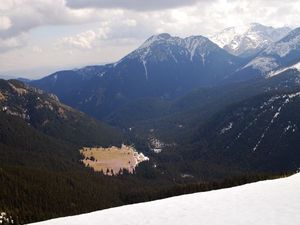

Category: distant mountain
[31, 33, 243, 119]
[29, 65, 111, 115]
[233, 27, 300, 81]
[211, 23, 291, 57]
[17, 77, 31, 83]
[119, 33, 241, 85]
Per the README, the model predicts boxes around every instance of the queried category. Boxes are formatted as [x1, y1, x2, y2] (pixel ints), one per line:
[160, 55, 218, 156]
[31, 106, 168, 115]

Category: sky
[0, 0, 300, 79]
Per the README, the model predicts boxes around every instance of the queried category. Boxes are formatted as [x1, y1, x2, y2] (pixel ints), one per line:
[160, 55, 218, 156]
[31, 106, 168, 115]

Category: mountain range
[211, 23, 291, 57]
[31, 33, 243, 119]
[30, 24, 300, 120]
[240, 27, 300, 78]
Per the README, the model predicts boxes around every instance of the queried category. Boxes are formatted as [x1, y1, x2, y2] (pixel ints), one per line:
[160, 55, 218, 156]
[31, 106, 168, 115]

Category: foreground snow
[30, 173, 300, 225]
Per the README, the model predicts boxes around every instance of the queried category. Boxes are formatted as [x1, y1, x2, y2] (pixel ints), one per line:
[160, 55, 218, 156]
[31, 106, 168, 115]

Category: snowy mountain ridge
[239, 27, 300, 76]
[264, 27, 300, 57]
[106, 32, 240, 84]
[126, 33, 221, 64]
[30, 173, 300, 225]
[211, 23, 291, 57]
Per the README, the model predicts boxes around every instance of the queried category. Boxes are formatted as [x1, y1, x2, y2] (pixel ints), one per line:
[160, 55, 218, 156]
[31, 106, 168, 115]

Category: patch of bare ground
[0, 92, 5, 102]
[80, 145, 149, 175]
[8, 83, 28, 95]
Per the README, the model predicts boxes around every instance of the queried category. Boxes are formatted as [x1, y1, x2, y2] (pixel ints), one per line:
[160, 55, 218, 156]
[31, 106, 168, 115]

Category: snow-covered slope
[30, 173, 300, 225]
[211, 23, 291, 57]
[265, 28, 300, 57]
[234, 27, 300, 80]
[126, 33, 222, 64]
[268, 61, 300, 78]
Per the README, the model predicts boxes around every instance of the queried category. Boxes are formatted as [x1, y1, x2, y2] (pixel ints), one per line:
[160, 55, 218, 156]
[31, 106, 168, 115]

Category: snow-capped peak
[210, 26, 247, 48]
[138, 33, 173, 50]
[211, 23, 291, 57]
[115, 33, 230, 80]
[128, 33, 220, 65]
[138, 34, 215, 51]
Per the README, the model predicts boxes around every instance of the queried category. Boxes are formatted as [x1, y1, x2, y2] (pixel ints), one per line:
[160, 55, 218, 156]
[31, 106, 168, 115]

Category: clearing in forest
[80, 145, 149, 175]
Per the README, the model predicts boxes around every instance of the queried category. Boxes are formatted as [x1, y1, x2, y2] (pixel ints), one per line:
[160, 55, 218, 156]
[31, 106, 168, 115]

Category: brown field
[80, 145, 149, 175]
[0, 92, 5, 102]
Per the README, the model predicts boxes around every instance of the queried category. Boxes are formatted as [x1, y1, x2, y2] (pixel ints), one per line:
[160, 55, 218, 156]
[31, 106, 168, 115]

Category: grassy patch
[80, 145, 149, 175]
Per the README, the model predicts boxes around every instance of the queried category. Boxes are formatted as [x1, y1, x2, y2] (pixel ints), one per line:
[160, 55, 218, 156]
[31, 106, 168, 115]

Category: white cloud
[1, 0, 300, 45]
[32, 46, 42, 53]
[0, 0, 122, 39]
[66, 0, 202, 11]
[0, 34, 27, 52]
[0, 16, 11, 30]
[56, 18, 143, 50]
[58, 29, 108, 50]
[64, 30, 98, 49]
[0, 0, 124, 53]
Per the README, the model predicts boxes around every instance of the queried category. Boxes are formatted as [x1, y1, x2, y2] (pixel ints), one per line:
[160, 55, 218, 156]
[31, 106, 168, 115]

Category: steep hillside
[0, 79, 122, 146]
[183, 88, 300, 173]
[0, 79, 131, 224]
[0, 111, 79, 171]
[97, 70, 300, 182]
[113, 69, 300, 141]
